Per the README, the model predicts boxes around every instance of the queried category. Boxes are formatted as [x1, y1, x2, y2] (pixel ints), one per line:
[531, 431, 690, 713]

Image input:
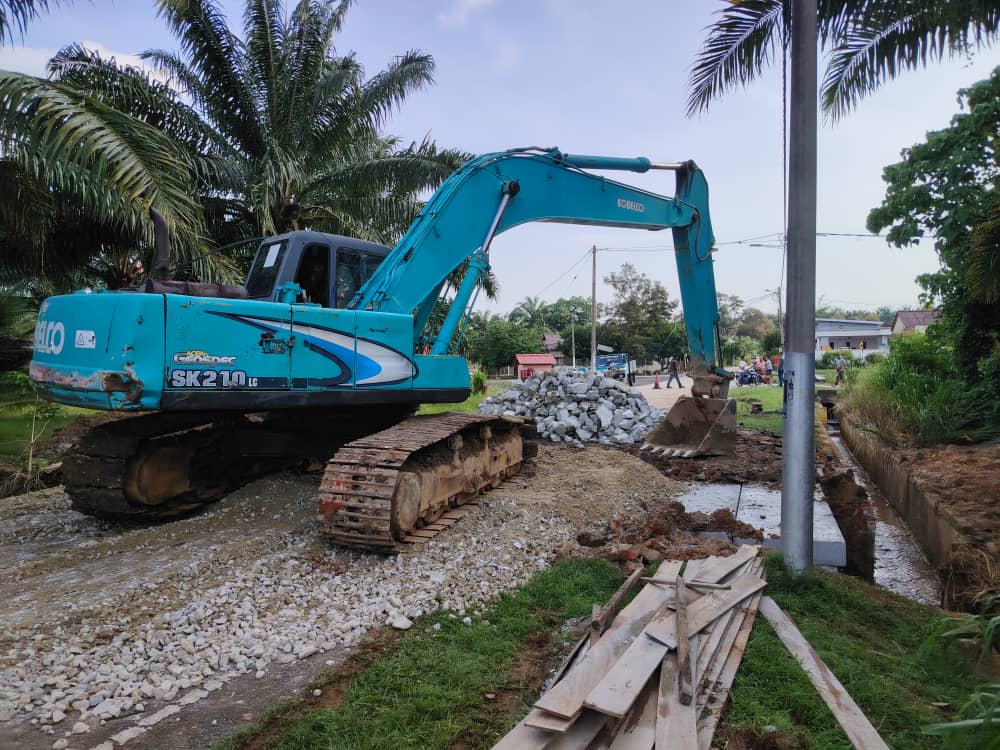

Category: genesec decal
[169, 369, 259, 388]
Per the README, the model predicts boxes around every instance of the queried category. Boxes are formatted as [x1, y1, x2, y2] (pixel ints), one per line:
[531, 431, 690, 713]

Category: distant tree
[875, 306, 896, 325]
[761, 330, 782, 356]
[508, 295, 546, 329]
[602, 263, 678, 360]
[474, 319, 543, 369]
[734, 307, 777, 340]
[541, 296, 592, 331]
[716, 292, 744, 335]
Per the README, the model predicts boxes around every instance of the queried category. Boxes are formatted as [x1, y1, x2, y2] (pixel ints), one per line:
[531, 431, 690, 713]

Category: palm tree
[687, 0, 1000, 119]
[0, 0, 464, 283]
[509, 295, 546, 329]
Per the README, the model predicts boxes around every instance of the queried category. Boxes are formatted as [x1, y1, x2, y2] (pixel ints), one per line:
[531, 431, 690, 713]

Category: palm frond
[154, 0, 263, 154]
[822, 1, 1000, 119]
[686, 0, 785, 117]
[0, 0, 60, 45]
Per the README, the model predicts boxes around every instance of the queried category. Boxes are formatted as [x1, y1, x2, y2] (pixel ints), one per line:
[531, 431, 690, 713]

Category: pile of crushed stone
[478, 368, 664, 447]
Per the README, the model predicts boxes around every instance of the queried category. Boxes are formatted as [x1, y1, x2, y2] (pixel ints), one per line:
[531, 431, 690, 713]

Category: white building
[814, 318, 890, 361]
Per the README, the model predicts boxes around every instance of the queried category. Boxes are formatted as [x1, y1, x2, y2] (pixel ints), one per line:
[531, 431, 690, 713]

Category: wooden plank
[533, 562, 683, 719]
[697, 591, 763, 749]
[523, 706, 576, 732]
[406, 529, 439, 538]
[759, 597, 891, 750]
[689, 545, 758, 585]
[676, 574, 694, 706]
[401, 535, 430, 544]
[545, 709, 608, 750]
[608, 679, 658, 750]
[656, 653, 698, 750]
[645, 574, 766, 648]
[490, 715, 554, 750]
[582, 561, 754, 719]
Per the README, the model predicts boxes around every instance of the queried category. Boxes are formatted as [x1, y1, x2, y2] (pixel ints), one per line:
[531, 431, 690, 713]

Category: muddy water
[826, 424, 942, 605]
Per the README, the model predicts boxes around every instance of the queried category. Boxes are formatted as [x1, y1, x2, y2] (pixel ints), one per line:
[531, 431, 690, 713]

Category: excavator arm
[351, 148, 728, 395]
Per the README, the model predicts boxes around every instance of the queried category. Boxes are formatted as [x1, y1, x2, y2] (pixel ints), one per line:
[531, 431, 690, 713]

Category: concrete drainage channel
[824, 416, 942, 605]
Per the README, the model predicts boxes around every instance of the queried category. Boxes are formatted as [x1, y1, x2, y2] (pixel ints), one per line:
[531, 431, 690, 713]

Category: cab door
[289, 243, 356, 389]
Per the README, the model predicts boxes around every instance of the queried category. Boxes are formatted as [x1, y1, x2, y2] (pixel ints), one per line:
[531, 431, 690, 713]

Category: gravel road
[0, 444, 679, 749]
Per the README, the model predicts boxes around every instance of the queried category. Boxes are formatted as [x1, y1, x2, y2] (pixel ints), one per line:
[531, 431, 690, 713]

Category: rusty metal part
[318, 413, 533, 551]
[642, 396, 737, 458]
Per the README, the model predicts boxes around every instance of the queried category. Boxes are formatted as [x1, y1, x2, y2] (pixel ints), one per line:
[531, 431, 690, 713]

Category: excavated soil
[629, 428, 841, 487]
[901, 443, 1000, 559]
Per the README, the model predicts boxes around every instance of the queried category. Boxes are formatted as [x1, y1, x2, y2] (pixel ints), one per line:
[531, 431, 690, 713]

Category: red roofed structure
[515, 353, 556, 380]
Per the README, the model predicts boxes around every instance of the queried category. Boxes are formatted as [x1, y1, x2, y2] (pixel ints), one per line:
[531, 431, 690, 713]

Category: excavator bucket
[642, 396, 737, 458]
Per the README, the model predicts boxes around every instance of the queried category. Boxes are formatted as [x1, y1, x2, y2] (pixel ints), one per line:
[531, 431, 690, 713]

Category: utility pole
[781, 0, 817, 574]
[571, 320, 576, 366]
[590, 245, 597, 371]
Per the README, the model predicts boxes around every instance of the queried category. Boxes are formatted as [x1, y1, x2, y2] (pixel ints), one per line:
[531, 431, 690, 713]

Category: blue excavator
[29, 147, 736, 550]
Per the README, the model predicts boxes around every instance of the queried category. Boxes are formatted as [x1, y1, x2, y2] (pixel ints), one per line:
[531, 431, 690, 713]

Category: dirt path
[0, 444, 680, 749]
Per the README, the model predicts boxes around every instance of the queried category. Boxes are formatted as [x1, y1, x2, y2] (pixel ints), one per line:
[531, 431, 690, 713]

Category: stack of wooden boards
[493, 545, 765, 750]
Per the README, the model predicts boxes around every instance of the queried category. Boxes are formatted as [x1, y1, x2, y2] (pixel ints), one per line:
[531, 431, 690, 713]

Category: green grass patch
[417, 386, 498, 416]
[221, 557, 625, 750]
[726, 555, 985, 749]
[0, 404, 89, 467]
[731, 384, 785, 434]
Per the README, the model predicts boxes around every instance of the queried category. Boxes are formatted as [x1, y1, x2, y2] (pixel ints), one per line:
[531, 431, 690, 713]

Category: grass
[0, 404, 89, 467]
[222, 554, 986, 750]
[218, 557, 626, 750]
[731, 383, 785, 434]
[417, 386, 498, 416]
[725, 555, 985, 749]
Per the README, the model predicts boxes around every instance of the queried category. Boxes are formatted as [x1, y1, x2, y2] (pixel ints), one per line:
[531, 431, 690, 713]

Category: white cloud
[0, 40, 162, 81]
[438, 0, 499, 27]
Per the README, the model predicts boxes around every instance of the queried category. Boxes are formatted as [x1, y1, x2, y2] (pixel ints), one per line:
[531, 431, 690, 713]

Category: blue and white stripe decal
[209, 312, 414, 387]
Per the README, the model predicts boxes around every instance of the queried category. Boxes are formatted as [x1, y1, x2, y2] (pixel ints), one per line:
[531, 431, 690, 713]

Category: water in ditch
[826, 423, 942, 606]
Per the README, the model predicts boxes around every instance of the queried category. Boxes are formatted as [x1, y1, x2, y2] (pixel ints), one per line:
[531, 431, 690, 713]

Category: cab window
[335, 248, 384, 308]
[246, 240, 288, 299]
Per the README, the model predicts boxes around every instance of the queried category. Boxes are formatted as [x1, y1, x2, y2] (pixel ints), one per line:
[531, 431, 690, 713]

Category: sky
[2, 0, 997, 316]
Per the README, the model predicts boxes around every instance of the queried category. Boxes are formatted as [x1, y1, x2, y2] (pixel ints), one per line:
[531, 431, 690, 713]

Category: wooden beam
[676, 574, 694, 706]
[644, 574, 766, 648]
[759, 597, 891, 750]
[533, 562, 683, 719]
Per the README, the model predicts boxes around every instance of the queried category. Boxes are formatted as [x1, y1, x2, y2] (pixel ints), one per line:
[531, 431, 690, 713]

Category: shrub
[819, 349, 855, 368]
[471, 368, 488, 395]
[861, 352, 886, 366]
[840, 334, 1000, 445]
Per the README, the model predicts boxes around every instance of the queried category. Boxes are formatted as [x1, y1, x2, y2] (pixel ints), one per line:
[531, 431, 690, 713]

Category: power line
[532, 247, 592, 297]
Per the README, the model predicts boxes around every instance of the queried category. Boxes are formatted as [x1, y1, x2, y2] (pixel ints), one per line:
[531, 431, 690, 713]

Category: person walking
[777, 351, 784, 387]
[665, 356, 682, 388]
[834, 353, 847, 386]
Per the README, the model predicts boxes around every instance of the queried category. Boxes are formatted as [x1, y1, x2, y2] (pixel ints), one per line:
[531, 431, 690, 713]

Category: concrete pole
[590, 246, 597, 371]
[781, 0, 817, 574]
[571, 320, 576, 366]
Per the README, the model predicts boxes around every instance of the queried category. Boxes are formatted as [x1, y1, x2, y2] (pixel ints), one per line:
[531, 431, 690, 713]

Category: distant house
[814, 318, 890, 360]
[891, 309, 938, 336]
[542, 331, 565, 366]
[515, 353, 556, 380]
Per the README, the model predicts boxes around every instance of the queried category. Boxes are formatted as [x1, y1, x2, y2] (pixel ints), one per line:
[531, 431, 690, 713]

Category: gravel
[0, 444, 673, 741]
[478, 367, 663, 446]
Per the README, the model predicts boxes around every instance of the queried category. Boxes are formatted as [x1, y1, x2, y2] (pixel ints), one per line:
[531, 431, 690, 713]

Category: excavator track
[64, 406, 414, 522]
[318, 413, 538, 551]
